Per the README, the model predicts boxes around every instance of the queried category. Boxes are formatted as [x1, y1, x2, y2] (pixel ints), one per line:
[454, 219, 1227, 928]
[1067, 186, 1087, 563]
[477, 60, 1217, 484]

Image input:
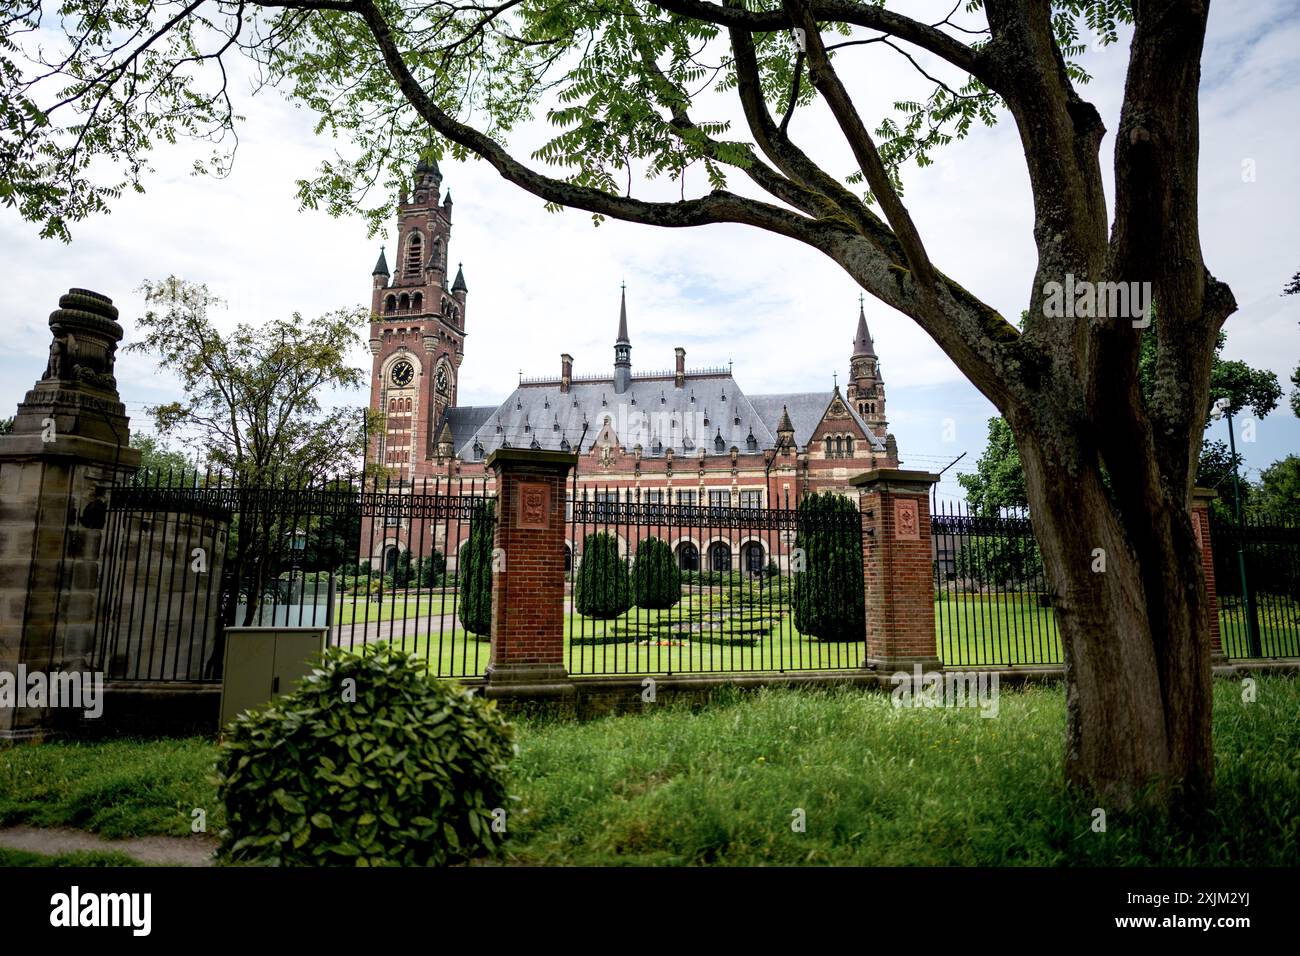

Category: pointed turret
[852, 294, 875, 357]
[614, 283, 632, 394]
[452, 262, 468, 294]
[372, 247, 390, 277]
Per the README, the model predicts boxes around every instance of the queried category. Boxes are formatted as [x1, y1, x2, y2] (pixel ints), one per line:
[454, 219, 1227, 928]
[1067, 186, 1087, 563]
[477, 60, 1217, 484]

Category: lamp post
[1211, 397, 1262, 657]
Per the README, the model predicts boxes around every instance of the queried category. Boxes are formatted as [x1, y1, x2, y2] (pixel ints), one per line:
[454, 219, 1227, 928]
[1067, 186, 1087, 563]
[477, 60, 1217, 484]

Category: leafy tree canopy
[1251, 455, 1300, 519]
[128, 277, 370, 487]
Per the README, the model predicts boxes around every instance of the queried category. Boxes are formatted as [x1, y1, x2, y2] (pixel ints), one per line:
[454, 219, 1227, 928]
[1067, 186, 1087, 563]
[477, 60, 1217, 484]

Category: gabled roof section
[749, 391, 886, 452]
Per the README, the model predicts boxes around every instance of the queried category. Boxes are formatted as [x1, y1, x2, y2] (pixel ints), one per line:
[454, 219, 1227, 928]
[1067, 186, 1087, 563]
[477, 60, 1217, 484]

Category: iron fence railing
[91, 470, 493, 681]
[931, 500, 1062, 666]
[1211, 511, 1300, 659]
[564, 486, 865, 676]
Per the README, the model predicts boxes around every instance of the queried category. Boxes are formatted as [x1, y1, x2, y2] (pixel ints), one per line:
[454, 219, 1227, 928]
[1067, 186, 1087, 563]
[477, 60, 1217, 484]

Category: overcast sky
[1, 0, 1296, 501]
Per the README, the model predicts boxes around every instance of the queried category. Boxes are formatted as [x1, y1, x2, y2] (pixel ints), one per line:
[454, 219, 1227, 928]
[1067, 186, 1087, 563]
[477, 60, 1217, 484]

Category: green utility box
[218, 627, 327, 731]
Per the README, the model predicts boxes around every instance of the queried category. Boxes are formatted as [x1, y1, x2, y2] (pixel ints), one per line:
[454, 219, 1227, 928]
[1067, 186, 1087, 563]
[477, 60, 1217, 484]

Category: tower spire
[614, 283, 631, 393]
[852, 295, 875, 357]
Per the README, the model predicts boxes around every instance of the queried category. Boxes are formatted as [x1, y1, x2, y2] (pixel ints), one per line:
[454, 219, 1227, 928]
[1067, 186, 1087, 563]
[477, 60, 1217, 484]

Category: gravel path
[0, 825, 217, 866]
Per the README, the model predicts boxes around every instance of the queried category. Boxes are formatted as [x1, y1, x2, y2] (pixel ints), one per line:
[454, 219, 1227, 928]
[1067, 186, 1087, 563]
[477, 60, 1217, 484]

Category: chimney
[560, 353, 573, 393]
[674, 347, 686, 389]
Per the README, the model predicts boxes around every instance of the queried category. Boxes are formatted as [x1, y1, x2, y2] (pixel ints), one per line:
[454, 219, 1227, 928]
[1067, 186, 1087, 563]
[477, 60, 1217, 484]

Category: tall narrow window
[406, 233, 423, 275]
[413, 292, 423, 311]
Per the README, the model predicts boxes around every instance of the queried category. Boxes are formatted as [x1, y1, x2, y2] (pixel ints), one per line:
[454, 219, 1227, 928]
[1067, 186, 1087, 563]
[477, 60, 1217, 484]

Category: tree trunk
[1017, 426, 1215, 809]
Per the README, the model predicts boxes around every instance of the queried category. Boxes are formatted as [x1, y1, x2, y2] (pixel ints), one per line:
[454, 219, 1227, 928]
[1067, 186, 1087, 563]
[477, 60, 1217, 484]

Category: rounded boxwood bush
[215, 643, 515, 866]
[632, 536, 681, 609]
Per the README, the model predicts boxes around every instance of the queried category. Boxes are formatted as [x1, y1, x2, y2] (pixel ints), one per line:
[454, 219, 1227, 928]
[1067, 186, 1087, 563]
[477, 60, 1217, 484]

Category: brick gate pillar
[849, 469, 941, 673]
[1190, 487, 1224, 662]
[0, 289, 140, 739]
[483, 448, 578, 695]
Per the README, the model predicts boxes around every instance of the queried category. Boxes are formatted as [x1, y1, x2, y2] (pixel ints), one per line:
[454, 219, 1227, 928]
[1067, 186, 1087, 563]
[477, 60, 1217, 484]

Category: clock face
[435, 365, 449, 395]
[391, 360, 414, 387]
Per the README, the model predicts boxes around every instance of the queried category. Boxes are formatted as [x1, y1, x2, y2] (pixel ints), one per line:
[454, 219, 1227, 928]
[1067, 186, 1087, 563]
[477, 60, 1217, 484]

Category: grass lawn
[326, 587, 1299, 677]
[332, 592, 455, 626]
[1, 677, 1296, 866]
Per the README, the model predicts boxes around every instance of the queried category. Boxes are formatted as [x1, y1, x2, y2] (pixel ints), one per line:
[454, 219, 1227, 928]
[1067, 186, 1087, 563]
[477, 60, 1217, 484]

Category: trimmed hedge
[458, 499, 496, 637]
[574, 532, 632, 618]
[632, 536, 681, 609]
[215, 643, 515, 866]
[792, 491, 865, 641]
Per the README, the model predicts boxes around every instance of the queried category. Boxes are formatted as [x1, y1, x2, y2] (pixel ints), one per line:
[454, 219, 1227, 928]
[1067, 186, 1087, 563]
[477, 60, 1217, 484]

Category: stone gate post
[0, 289, 139, 739]
[850, 468, 941, 673]
[483, 448, 578, 696]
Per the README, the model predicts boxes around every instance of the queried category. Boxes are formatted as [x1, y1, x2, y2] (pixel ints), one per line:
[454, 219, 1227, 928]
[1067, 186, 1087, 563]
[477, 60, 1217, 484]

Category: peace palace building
[364, 160, 901, 573]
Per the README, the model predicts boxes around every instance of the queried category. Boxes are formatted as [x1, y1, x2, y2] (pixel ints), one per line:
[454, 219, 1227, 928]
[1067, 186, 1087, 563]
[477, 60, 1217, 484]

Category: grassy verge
[0, 738, 221, 838]
[0, 847, 142, 867]
[1, 677, 1296, 865]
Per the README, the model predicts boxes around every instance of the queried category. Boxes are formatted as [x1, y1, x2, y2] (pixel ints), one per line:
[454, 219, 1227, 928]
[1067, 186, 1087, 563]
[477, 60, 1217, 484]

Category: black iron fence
[931, 500, 1062, 666]
[91, 470, 493, 681]
[1211, 511, 1300, 659]
[564, 487, 865, 675]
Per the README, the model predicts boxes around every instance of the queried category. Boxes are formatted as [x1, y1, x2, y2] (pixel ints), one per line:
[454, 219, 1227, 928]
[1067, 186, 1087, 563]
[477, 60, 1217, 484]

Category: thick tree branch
[787, 0, 937, 290]
[349, 0, 842, 251]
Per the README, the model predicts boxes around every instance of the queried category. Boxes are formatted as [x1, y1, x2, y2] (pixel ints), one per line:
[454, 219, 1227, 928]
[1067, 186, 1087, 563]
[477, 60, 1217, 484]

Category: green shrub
[792, 491, 864, 641]
[632, 536, 681, 609]
[574, 532, 631, 618]
[390, 549, 417, 588]
[215, 644, 515, 866]
[418, 551, 446, 588]
[954, 533, 1043, 587]
[681, 570, 743, 587]
[458, 500, 496, 637]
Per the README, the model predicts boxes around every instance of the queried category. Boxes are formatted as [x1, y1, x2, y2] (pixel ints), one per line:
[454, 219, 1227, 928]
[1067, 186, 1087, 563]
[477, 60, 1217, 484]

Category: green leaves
[214, 643, 515, 866]
[574, 531, 632, 618]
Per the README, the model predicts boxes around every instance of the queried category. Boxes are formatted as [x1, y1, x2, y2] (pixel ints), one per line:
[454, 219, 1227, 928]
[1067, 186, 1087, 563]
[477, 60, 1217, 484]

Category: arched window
[388, 399, 396, 413]
[399, 293, 410, 310]
[824, 437, 833, 457]
[404, 398, 411, 413]
[834, 436, 843, 457]
[413, 292, 423, 311]
[845, 435, 855, 455]
[405, 233, 423, 275]
[742, 542, 765, 575]
[676, 542, 699, 572]
[385, 295, 397, 313]
[709, 542, 732, 572]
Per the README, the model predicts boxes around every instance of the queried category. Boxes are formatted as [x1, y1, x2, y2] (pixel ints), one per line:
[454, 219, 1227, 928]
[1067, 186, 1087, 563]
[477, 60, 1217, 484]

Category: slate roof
[457, 373, 784, 461]
[442, 405, 497, 455]
[454, 376, 884, 461]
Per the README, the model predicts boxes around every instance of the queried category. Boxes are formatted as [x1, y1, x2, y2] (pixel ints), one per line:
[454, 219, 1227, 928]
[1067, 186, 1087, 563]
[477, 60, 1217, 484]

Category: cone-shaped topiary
[574, 531, 632, 618]
[632, 535, 681, 609]
[458, 499, 496, 638]
[791, 491, 865, 641]
[215, 643, 515, 866]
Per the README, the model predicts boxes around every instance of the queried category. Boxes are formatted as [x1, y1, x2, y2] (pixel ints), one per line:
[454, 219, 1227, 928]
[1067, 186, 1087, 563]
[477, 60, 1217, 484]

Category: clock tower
[367, 155, 469, 479]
